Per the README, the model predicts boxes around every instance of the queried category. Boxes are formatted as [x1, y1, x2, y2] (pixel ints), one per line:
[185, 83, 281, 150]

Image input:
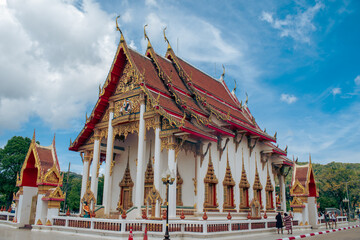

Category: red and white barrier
[277, 225, 360, 240]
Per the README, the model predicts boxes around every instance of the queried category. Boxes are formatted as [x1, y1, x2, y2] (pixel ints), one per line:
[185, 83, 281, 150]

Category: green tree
[0, 136, 31, 206]
[97, 174, 104, 205]
[61, 171, 82, 212]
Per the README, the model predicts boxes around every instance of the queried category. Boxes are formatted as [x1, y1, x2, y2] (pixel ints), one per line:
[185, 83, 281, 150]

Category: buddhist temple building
[69, 24, 293, 221]
[290, 156, 319, 227]
[13, 132, 65, 227]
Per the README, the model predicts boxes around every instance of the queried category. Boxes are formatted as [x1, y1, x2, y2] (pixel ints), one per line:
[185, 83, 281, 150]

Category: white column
[154, 119, 161, 218]
[80, 153, 90, 210]
[103, 102, 114, 215]
[135, 96, 146, 215]
[154, 123, 161, 191]
[90, 130, 101, 207]
[279, 174, 286, 211]
[168, 136, 177, 218]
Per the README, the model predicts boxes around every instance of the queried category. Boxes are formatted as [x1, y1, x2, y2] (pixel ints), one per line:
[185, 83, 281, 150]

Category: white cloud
[355, 75, 360, 85]
[331, 87, 341, 96]
[145, 0, 157, 7]
[280, 93, 297, 104]
[0, 0, 117, 132]
[260, 2, 324, 43]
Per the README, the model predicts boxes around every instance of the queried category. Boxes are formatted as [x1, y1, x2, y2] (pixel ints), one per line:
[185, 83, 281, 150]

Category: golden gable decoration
[43, 164, 63, 185]
[290, 179, 306, 196]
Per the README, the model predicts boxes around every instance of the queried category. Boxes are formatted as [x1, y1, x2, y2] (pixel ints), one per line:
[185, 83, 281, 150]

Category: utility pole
[63, 162, 71, 212]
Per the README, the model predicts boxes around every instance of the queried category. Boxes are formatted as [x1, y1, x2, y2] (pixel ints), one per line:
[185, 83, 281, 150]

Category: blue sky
[0, 0, 359, 173]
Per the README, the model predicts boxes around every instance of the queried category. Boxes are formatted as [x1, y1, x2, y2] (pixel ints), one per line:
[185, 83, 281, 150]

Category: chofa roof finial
[115, 15, 123, 34]
[231, 79, 237, 94]
[163, 26, 169, 44]
[220, 64, 225, 80]
[144, 24, 149, 41]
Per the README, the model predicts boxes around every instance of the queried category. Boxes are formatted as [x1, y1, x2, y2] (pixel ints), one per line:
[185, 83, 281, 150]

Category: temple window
[204, 151, 219, 211]
[117, 150, 134, 212]
[176, 168, 183, 206]
[239, 151, 250, 211]
[223, 151, 235, 211]
[265, 167, 274, 210]
[253, 160, 263, 207]
[144, 155, 154, 204]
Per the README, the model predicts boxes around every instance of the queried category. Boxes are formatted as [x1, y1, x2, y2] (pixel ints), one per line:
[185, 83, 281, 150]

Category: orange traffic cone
[128, 226, 134, 240]
[143, 226, 148, 240]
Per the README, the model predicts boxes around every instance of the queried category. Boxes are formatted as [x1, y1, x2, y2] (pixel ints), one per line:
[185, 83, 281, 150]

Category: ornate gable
[42, 185, 65, 201]
[290, 179, 306, 196]
[42, 164, 63, 186]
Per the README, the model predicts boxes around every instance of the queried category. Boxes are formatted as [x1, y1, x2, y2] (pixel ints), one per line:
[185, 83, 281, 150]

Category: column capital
[140, 93, 146, 104]
[108, 101, 115, 112]
[155, 115, 161, 128]
[94, 129, 101, 140]
[83, 151, 91, 162]
[167, 135, 176, 150]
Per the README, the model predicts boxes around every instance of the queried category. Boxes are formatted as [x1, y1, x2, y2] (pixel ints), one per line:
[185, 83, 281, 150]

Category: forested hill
[287, 161, 360, 212]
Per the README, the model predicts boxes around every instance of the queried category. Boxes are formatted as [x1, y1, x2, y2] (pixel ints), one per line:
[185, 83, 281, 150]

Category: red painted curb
[276, 224, 360, 240]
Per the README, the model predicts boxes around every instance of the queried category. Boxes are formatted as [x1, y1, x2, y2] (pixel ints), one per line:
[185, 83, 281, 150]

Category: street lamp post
[162, 171, 175, 240]
[345, 182, 351, 221]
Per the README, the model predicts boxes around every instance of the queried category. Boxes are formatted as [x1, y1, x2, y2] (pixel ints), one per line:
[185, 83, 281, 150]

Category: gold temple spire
[144, 24, 149, 41]
[32, 129, 36, 143]
[231, 79, 237, 94]
[115, 15, 125, 42]
[220, 64, 225, 80]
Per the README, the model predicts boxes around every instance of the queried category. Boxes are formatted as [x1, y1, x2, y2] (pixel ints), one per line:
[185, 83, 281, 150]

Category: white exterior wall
[109, 133, 138, 213]
[46, 207, 59, 222]
[308, 197, 318, 228]
[105, 126, 280, 218]
[35, 194, 48, 225]
[177, 150, 195, 207]
[18, 186, 38, 226]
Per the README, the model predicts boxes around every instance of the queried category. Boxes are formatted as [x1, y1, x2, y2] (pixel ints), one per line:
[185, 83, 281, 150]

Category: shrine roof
[292, 164, 310, 186]
[35, 145, 58, 173]
[18, 132, 62, 187]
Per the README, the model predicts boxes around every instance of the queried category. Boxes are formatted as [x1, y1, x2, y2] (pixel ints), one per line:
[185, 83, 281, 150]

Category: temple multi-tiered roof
[69, 27, 289, 165]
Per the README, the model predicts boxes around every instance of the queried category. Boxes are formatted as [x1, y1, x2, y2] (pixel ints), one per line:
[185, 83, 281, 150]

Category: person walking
[276, 212, 283, 234]
[283, 213, 293, 234]
[331, 211, 336, 229]
[324, 211, 330, 229]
